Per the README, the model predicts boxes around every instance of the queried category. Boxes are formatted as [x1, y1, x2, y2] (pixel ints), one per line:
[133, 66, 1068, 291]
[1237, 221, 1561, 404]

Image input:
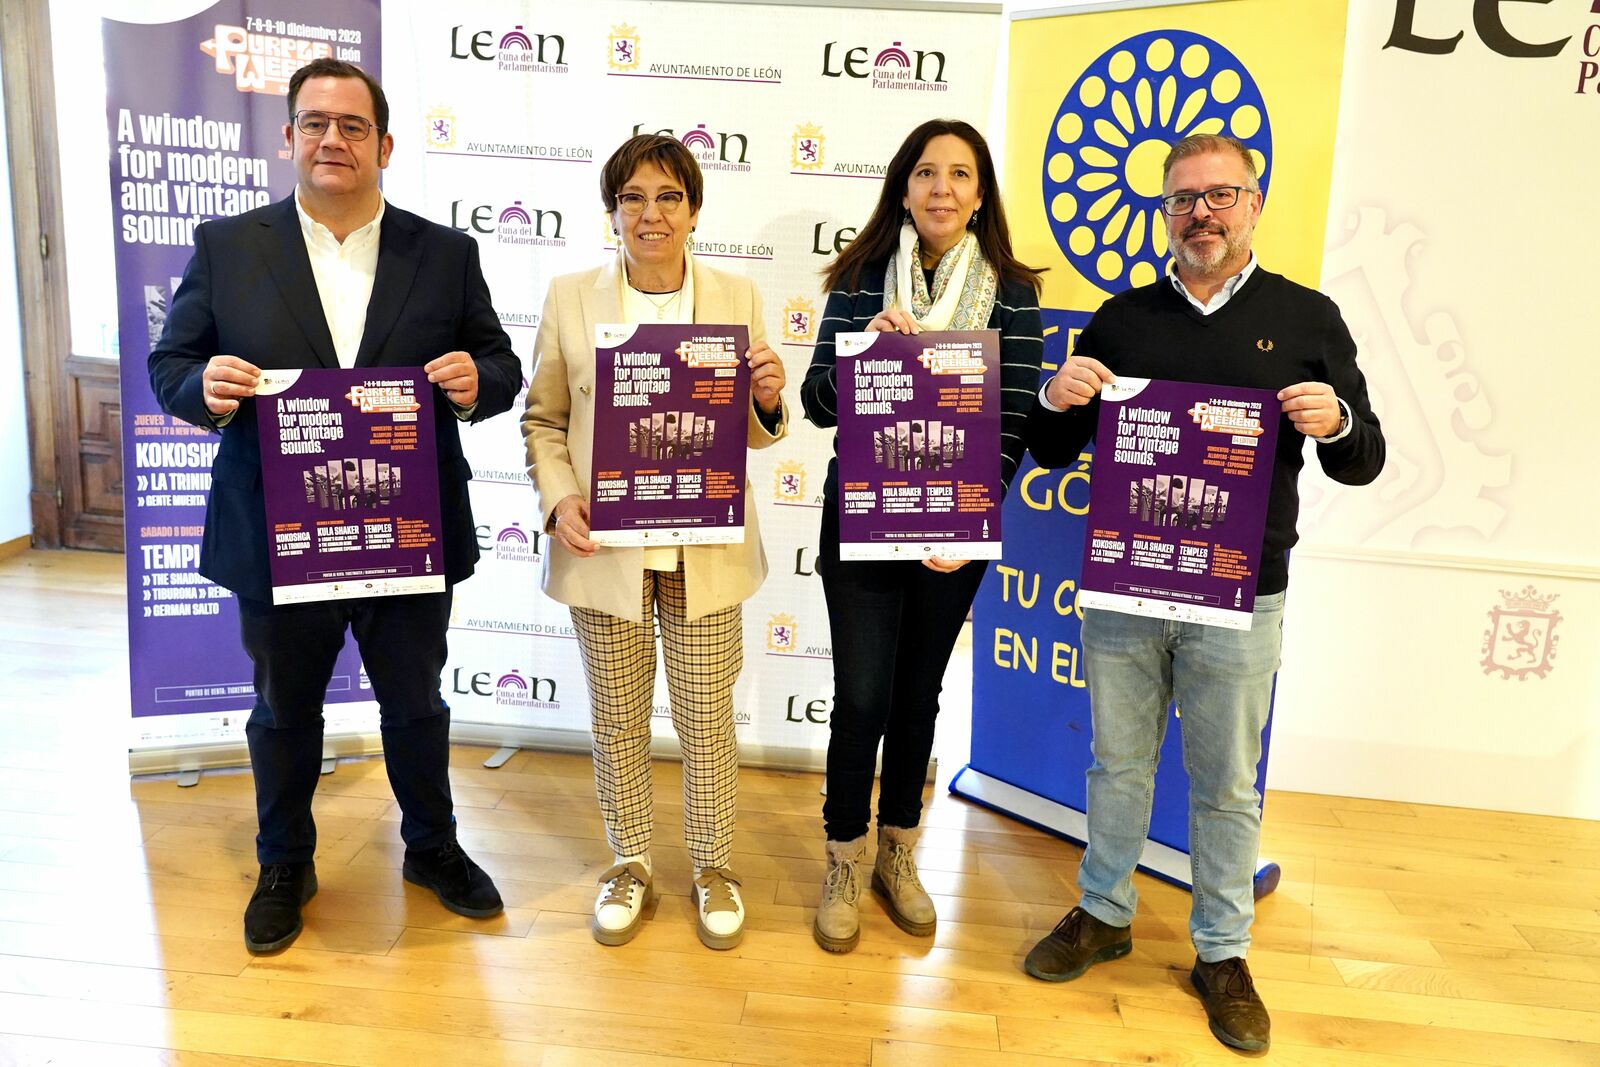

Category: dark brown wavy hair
[822, 119, 1043, 295]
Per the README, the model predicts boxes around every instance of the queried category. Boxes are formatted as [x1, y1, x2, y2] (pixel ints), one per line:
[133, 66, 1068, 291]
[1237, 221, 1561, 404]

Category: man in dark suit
[148, 58, 520, 954]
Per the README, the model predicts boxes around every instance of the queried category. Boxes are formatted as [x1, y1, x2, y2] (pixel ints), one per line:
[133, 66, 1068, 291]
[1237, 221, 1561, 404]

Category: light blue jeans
[1075, 592, 1286, 962]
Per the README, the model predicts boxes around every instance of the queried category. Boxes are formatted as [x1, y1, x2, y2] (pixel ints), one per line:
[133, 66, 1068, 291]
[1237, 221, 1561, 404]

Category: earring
[969, 208, 980, 228]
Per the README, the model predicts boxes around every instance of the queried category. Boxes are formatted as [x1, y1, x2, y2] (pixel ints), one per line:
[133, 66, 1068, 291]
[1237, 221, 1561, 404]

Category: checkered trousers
[569, 563, 743, 869]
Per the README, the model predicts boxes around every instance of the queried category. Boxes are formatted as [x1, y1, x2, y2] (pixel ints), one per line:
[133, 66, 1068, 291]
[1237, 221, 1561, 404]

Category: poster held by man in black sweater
[1019, 133, 1384, 1055]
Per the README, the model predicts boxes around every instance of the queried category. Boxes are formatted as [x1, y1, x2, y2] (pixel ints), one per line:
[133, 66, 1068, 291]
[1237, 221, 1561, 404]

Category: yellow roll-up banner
[1008, 0, 1349, 320]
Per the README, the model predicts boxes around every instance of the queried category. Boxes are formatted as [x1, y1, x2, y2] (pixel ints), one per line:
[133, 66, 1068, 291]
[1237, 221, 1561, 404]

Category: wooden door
[3, 0, 124, 551]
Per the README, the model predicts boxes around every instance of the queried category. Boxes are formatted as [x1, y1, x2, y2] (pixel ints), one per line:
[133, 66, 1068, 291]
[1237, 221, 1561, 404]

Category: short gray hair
[1161, 134, 1259, 192]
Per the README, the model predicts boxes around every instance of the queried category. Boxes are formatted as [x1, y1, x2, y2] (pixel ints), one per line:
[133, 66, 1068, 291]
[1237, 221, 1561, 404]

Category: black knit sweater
[1025, 267, 1384, 595]
[800, 267, 1044, 504]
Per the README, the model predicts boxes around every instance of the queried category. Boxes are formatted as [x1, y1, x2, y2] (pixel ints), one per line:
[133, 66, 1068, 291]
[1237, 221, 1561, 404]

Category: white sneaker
[693, 866, 745, 950]
[592, 857, 653, 946]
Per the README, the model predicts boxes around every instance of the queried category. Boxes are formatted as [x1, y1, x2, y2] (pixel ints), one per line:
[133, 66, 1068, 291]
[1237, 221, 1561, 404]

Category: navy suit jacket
[148, 196, 521, 603]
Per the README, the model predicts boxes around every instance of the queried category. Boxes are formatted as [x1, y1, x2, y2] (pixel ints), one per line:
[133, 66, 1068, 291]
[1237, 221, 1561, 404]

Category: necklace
[633, 286, 683, 321]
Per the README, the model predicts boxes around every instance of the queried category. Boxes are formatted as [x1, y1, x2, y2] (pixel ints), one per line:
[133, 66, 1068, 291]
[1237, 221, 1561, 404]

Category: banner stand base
[133, 729, 832, 779]
[948, 764, 1280, 899]
[449, 721, 833, 774]
[133, 731, 933, 783]
[130, 731, 386, 779]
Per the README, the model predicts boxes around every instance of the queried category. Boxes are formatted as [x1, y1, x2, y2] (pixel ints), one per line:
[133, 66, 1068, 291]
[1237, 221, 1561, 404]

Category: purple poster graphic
[1079, 377, 1281, 629]
[257, 369, 445, 604]
[109, 2, 380, 719]
[590, 324, 752, 546]
[835, 330, 1002, 561]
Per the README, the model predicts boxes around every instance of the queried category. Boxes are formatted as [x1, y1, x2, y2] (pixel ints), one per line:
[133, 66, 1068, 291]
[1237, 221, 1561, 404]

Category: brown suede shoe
[1191, 956, 1271, 1051]
[1022, 905, 1132, 982]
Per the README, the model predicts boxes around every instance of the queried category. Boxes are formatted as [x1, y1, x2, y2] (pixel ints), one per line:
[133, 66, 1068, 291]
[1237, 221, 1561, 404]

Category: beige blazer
[522, 257, 789, 623]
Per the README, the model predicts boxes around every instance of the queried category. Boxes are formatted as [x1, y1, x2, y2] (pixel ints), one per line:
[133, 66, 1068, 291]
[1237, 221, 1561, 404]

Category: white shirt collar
[294, 188, 385, 248]
[1166, 251, 1257, 316]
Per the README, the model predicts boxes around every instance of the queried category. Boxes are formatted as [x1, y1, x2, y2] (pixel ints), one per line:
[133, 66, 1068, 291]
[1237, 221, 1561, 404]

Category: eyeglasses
[293, 110, 380, 141]
[1159, 185, 1252, 216]
[615, 191, 687, 216]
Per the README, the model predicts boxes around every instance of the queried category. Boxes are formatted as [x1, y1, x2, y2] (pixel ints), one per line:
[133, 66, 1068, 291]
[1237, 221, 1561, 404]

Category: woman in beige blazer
[522, 135, 787, 952]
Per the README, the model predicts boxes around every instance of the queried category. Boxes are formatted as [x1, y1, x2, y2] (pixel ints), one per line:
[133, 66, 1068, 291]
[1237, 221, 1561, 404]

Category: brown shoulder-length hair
[599, 134, 705, 213]
[823, 119, 1043, 295]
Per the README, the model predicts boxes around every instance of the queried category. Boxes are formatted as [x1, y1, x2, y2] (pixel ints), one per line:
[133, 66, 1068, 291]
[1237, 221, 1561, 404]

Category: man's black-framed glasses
[616, 191, 687, 216]
[294, 110, 381, 141]
[1160, 185, 1251, 216]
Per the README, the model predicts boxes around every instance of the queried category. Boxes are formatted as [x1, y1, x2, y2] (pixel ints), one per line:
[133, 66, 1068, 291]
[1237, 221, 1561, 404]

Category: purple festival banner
[589, 324, 751, 546]
[110, 1, 380, 720]
[256, 369, 444, 604]
[1079, 377, 1280, 630]
[835, 329, 1002, 561]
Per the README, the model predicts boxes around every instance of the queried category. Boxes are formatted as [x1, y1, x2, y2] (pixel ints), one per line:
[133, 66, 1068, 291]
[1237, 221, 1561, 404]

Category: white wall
[989, 0, 1599, 820]
[1272, 1, 1600, 820]
[0, 44, 35, 546]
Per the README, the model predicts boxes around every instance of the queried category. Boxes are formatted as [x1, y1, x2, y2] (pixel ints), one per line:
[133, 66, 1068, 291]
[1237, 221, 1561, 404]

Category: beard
[1170, 213, 1256, 275]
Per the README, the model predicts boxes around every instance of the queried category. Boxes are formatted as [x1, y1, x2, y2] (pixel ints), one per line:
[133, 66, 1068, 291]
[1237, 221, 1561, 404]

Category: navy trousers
[237, 589, 457, 865]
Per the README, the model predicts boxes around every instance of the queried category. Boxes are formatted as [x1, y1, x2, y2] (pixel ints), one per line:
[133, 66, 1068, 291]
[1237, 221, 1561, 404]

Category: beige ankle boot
[873, 824, 936, 936]
[813, 836, 867, 953]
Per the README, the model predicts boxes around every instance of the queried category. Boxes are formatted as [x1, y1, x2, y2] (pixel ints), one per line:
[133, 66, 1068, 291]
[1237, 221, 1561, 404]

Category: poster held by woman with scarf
[835, 327, 1001, 560]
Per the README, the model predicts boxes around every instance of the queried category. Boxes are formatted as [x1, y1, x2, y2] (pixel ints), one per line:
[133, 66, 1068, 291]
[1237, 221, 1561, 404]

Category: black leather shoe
[403, 840, 503, 917]
[1191, 956, 1271, 1051]
[243, 862, 317, 954]
[1023, 905, 1133, 982]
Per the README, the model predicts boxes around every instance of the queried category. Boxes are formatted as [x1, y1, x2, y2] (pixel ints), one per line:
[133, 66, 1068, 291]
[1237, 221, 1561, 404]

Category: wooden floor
[1, 548, 1598, 1066]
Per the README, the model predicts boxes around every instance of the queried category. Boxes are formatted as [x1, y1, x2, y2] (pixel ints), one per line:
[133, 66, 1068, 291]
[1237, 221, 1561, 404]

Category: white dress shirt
[295, 189, 383, 368]
[1166, 251, 1257, 316]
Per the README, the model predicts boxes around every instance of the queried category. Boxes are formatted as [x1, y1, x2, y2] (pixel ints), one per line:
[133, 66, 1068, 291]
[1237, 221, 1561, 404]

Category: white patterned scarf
[883, 221, 999, 331]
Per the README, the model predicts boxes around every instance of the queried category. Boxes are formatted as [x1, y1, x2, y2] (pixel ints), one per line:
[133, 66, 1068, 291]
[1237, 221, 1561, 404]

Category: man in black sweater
[1020, 134, 1384, 1052]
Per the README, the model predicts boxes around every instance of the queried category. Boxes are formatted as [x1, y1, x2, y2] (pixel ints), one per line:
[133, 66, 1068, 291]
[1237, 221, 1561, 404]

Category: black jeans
[817, 498, 987, 842]
[238, 589, 457, 865]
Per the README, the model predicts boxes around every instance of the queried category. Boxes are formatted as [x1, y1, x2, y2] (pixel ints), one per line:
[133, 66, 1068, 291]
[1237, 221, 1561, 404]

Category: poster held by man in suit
[255, 367, 446, 605]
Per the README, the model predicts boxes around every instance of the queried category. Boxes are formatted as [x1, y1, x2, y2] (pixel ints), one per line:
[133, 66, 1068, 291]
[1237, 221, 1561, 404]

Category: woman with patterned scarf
[801, 119, 1045, 953]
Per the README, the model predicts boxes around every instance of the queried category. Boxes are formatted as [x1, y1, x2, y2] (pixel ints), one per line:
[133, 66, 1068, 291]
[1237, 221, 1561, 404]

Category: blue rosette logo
[1043, 31, 1271, 293]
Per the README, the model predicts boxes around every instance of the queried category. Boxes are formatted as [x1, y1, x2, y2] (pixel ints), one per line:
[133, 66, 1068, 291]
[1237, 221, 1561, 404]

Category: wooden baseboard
[0, 535, 30, 562]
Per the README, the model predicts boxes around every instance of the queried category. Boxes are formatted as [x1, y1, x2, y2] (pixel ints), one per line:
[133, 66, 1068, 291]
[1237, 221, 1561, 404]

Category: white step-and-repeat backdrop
[382, 2, 1001, 767]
